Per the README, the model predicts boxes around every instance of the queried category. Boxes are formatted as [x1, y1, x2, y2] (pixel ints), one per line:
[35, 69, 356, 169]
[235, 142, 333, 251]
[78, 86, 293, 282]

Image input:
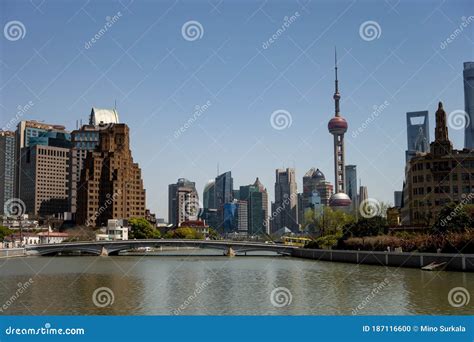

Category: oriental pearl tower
[328, 49, 351, 209]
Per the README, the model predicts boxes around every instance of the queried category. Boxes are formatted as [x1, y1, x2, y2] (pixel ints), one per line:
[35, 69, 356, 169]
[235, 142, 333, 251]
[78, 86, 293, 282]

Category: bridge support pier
[100, 246, 109, 257]
[225, 247, 236, 257]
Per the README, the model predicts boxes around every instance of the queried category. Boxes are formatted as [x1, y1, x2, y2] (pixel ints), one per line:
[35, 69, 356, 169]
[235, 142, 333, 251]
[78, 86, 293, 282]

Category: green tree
[342, 216, 388, 239]
[313, 207, 355, 236]
[432, 202, 473, 234]
[166, 227, 203, 239]
[208, 228, 219, 240]
[0, 226, 13, 240]
[301, 208, 317, 232]
[129, 218, 161, 239]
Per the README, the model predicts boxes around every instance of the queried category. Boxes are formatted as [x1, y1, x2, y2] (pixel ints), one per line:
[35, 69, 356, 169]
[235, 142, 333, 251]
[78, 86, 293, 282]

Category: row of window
[413, 185, 473, 195]
[413, 173, 473, 183]
[413, 160, 474, 171]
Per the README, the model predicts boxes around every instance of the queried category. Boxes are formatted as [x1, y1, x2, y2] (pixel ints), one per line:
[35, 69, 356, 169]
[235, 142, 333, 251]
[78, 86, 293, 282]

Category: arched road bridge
[25, 239, 299, 256]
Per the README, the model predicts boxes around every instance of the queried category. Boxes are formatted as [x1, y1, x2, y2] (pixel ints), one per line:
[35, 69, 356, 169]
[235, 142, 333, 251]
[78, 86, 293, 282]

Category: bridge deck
[26, 239, 298, 256]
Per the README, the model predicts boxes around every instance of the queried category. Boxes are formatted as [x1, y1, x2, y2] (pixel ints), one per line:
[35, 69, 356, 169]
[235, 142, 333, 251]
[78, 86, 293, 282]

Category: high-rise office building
[17, 125, 72, 217]
[358, 185, 368, 208]
[272, 168, 298, 232]
[76, 124, 146, 227]
[223, 200, 248, 234]
[69, 108, 120, 218]
[394, 191, 403, 208]
[215, 171, 233, 230]
[0, 131, 16, 215]
[201, 180, 218, 229]
[253, 177, 269, 233]
[464, 62, 474, 149]
[203, 179, 216, 209]
[14, 121, 69, 199]
[406, 111, 430, 162]
[168, 178, 199, 227]
[236, 200, 248, 234]
[328, 50, 351, 210]
[20, 134, 72, 217]
[345, 165, 358, 215]
[239, 183, 265, 236]
[69, 125, 100, 217]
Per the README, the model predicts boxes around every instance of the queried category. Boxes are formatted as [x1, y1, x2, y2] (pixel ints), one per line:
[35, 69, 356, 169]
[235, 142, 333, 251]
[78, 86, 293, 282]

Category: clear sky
[1, 0, 472, 220]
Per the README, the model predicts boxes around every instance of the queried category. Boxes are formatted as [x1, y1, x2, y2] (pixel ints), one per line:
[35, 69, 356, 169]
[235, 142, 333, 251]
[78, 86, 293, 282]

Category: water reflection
[0, 252, 472, 315]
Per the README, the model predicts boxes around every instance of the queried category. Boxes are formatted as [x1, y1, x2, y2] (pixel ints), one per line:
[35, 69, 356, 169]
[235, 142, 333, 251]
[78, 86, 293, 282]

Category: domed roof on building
[304, 168, 326, 180]
[329, 192, 351, 207]
[90, 107, 120, 126]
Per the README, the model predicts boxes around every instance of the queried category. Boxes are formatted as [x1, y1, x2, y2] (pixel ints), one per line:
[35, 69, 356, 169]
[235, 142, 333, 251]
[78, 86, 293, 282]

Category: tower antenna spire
[333, 47, 340, 116]
[335, 47, 338, 89]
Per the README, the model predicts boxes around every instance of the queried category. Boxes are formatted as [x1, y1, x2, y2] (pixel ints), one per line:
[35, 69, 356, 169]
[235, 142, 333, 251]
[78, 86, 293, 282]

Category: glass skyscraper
[464, 62, 474, 149]
[215, 171, 233, 231]
[405, 111, 430, 162]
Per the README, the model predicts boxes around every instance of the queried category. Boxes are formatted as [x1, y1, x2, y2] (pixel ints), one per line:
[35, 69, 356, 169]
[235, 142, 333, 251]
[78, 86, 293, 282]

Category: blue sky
[1, 0, 472, 219]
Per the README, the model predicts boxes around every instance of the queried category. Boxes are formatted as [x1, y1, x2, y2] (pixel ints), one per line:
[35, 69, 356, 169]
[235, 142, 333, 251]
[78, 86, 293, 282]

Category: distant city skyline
[0, 0, 471, 218]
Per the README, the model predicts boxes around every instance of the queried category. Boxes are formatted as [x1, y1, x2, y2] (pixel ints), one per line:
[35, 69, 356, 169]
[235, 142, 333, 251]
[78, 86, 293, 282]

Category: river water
[0, 250, 472, 315]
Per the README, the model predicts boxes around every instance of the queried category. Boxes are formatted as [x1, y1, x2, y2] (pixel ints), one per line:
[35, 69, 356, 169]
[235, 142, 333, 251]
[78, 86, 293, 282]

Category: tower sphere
[329, 192, 352, 207]
[328, 116, 348, 134]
